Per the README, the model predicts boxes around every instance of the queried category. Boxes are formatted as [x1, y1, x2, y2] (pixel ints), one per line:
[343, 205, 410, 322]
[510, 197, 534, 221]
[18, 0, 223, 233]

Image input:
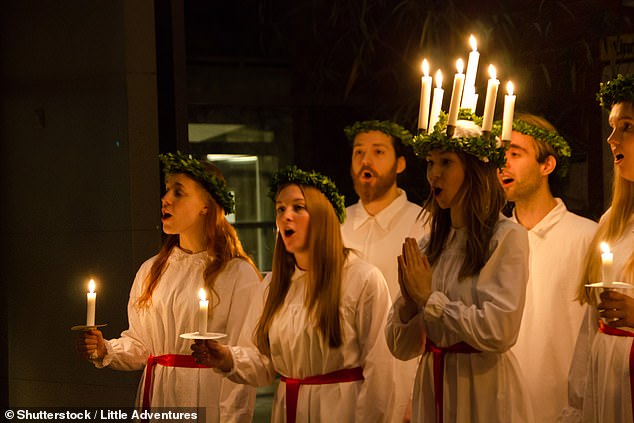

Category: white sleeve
[222, 279, 277, 387]
[385, 296, 426, 361]
[423, 223, 529, 352]
[558, 306, 598, 422]
[95, 265, 151, 371]
[355, 267, 396, 423]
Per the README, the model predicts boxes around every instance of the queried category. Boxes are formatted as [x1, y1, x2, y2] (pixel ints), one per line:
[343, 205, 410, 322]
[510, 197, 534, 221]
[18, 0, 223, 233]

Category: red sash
[142, 354, 209, 411]
[280, 367, 364, 423]
[599, 320, 634, 421]
[425, 339, 481, 423]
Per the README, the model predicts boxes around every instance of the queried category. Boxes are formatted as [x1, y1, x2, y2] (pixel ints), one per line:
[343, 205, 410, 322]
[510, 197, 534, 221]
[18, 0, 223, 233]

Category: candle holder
[70, 323, 107, 331]
[179, 331, 227, 340]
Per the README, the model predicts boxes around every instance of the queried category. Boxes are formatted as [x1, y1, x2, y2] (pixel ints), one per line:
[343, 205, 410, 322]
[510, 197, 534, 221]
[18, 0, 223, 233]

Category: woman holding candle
[561, 73, 634, 423]
[76, 151, 262, 423]
[191, 166, 396, 423]
[386, 119, 533, 422]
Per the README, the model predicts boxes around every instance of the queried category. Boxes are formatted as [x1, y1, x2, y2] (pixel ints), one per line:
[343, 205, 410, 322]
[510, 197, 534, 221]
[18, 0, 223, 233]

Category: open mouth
[616, 153, 625, 162]
[162, 212, 172, 219]
[283, 229, 295, 237]
[433, 187, 442, 196]
[359, 169, 375, 181]
[501, 177, 514, 185]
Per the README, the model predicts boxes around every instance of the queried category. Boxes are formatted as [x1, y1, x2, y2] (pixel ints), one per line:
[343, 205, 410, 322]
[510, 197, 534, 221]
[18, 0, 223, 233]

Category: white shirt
[386, 215, 534, 423]
[560, 210, 634, 423]
[341, 188, 427, 301]
[226, 254, 397, 423]
[511, 198, 596, 422]
[341, 188, 428, 422]
[95, 249, 262, 423]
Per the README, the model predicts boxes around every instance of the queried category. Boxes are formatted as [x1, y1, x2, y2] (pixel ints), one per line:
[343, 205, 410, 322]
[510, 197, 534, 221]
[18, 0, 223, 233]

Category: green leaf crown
[512, 118, 572, 177]
[597, 73, 634, 110]
[344, 120, 413, 145]
[408, 110, 507, 169]
[268, 165, 346, 223]
[159, 151, 235, 215]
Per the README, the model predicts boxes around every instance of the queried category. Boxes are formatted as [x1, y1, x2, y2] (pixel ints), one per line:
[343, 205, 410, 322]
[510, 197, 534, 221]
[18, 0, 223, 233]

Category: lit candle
[447, 59, 465, 129]
[461, 35, 480, 109]
[428, 70, 444, 133]
[600, 242, 614, 282]
[501, 81, 516, 141]
[481, 65, 500, 131]
[198, 288, 209, 334]
[86, 279, 96, 327]
[418, 59, 433, 131]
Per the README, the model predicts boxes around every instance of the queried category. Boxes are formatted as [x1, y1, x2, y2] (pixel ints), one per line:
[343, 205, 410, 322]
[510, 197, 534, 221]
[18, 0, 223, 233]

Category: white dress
[511, 199, 596, 422]
[225, 253, 397, 423]
[560, 211, 634, 423]
[385, 215, 534, 423]
[341, 188, 428, 422]
[93, 248, 261, 423]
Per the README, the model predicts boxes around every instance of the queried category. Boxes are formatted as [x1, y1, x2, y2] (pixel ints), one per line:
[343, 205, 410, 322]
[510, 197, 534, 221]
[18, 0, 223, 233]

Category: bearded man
[341, 120, 428, 423]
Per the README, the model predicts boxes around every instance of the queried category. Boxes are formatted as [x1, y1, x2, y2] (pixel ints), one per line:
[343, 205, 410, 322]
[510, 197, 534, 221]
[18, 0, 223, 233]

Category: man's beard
[351, 162, 398, 204]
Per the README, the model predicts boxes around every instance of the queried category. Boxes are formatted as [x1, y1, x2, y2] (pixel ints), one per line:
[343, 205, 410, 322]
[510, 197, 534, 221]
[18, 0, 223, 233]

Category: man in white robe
[498, 114, 597, 422]
[341, 120, 428, 422]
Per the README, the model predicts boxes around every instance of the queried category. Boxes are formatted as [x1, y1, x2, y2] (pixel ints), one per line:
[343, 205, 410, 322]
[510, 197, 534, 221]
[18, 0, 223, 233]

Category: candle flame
[600, 242, 611, 254]
[506, 81, 514, 96]
[88, 279, 95, 294]
[456, 58, 464, 74]
[422, 59, 429, 76]
[469, 35, 477, 51]
[488, 64, 497, 80]
[198, 288, 207, 301]
[435, 69, 443, 88]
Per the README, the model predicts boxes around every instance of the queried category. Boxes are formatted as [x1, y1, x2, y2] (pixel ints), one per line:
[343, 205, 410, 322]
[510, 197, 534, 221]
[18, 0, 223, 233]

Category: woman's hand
[77, 329, 107, 360]
[398, 237, 433, 311]
[191, 340, 234, 372]
[599, 290, 634, 328]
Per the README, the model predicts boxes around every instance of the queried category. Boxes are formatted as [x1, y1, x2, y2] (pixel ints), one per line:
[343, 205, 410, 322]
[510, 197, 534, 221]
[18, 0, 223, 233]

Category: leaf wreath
[597, 73, 634, 110]
[159, 151, 235, 215]
[512, 119, 572, 177]
[268, 165, 346, 223]
[344, 120, 413, 145]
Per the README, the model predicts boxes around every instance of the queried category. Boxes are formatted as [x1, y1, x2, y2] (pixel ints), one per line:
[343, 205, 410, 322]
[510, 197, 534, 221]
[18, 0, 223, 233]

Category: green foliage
[268, 165, 346, 223]
[597, 73, 634, 110]
[512, 118, 572, 177]
[159, 151, 235, 215]
[343, 120, 413, 145]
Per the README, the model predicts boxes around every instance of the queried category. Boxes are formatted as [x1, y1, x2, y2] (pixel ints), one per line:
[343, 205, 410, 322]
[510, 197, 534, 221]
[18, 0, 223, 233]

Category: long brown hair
[137, 165, 260, 311]
[577, 166, 634, 304]
[424, 152, 505, 279]
[254, 185, 348, 356]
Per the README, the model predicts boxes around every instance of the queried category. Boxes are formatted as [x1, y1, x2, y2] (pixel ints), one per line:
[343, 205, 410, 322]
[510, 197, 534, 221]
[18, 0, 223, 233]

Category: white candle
[501, 81, 516, 141]
[86, 279, 96, 327]
[447, 59, 465, 129]
[418, 59, 433, 131]
[461, 35, 480, 109]
[600, 242, 614, 282]
[198, 288, 209, 334]
[482, 65, 500, 131]
[428, 70, 444, 133]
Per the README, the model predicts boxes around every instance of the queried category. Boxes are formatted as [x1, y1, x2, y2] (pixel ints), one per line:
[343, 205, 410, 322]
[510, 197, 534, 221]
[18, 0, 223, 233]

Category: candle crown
[407, 111, 507, 168]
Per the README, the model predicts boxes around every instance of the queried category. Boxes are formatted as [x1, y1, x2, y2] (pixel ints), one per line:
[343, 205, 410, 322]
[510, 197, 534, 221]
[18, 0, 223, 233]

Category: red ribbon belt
[142, 354, 209, 411]
[280, 367, 364, 423]
[425, 339, 481, 423]
[599, 320, 634, 422]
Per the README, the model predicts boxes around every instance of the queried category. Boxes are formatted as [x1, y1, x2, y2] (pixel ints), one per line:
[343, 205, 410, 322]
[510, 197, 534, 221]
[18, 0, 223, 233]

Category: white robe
[225, 254, 397, 423]
[386, 215, 534, 423]
[341, 189, 428, 422]
[560, 211, 634, 423]
[93, 248, 261, 423]
[511, 199, 597, 422]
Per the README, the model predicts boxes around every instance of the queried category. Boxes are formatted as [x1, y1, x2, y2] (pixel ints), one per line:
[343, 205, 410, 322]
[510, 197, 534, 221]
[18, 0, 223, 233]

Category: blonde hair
[137, 168, 260, 312]
[254, 185, 348, 356]
[577, 166, 634, 304]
